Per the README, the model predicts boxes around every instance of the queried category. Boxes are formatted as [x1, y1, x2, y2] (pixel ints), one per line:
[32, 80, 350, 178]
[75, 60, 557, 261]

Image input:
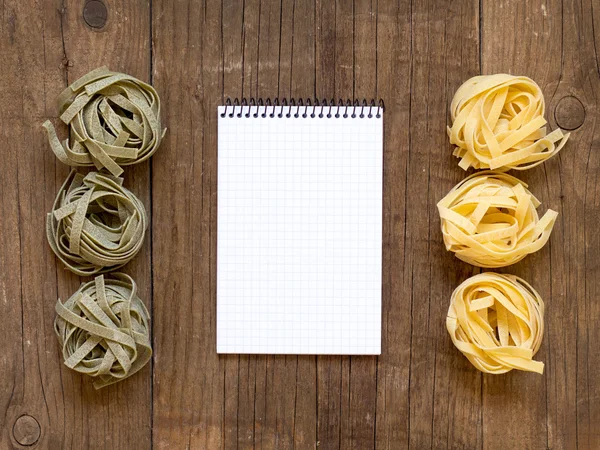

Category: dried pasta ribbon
[47, 170, 147, 276]
[438, 171, 557, 268]
[43, 66, 166, 177]
[54, 273, 152, 389]
[447, 272, 544, 374]
[448, 74, 569, 171]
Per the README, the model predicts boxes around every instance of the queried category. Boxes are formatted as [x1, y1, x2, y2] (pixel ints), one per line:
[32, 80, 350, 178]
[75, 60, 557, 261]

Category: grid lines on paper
[217, 105, 382, 355]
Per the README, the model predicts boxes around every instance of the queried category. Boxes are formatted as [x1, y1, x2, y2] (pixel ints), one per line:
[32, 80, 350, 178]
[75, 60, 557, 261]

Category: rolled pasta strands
[54, 273, 152, 389]
[43, 66, 166, 177]
[448, 74, 569, 171]
[47, 170, 147, 276]
[438, 171, 557, 268]
[447, 273, 544, 374]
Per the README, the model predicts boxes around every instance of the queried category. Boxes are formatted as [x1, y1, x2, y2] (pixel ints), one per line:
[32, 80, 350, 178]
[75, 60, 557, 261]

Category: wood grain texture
[402, 0, 483, 448]
[2, 0, 600, 448]
[481, 0, 599, 449]
[0, 0, 152, 449]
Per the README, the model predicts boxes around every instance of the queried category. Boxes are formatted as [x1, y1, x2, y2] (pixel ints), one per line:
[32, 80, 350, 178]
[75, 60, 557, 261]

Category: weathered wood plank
[56, 0, 154, 446]
[0, 0, 153, 448]
[425, 1, 484, 449]
[401, 0, 482, 449]
[373, 1, 412, 447]
[480, 0, 554, 437]
[315, 0, 335, 99]
[151, 0, 223, 448]
[481, 0, 600, 448]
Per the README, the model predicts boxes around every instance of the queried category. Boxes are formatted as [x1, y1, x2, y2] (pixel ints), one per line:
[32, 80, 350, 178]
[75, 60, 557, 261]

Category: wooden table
[0, 0, 596, 448]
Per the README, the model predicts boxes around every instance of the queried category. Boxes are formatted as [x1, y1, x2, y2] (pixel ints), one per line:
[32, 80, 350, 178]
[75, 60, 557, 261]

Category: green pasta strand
[47, 170, 147, 276]
[43, 66, 166, 177]
[54, 273, 152, 389]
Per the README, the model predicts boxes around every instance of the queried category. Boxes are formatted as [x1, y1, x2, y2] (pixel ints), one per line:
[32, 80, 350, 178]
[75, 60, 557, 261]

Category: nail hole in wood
[83, 0, 108, 29]
[12, 415, 41, 446]
[554, 95, 585, 131]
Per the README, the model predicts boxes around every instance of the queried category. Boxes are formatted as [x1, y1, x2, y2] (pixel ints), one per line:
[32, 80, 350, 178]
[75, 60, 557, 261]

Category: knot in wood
[83, 0, 108, 29]
[554, 95, 585, 130]
[13, 415, 41, 446]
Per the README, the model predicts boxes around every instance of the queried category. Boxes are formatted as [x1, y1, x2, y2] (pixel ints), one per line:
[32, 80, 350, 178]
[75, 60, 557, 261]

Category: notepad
[217, 100, 383, 354]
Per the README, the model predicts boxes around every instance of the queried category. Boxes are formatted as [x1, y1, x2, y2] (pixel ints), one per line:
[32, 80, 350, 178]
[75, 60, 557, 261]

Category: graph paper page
[217, 105, 382, 354]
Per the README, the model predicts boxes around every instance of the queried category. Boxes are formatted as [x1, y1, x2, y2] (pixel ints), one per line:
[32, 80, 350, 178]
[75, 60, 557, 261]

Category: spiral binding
[220, 98, 384, 119]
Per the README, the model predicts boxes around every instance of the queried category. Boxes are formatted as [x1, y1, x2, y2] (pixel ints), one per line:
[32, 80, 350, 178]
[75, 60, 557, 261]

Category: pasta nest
[446, 273, 544, 374]
[448, 74, 569, 171]
[55, 273, 152, 389]
[43, 66, 166, 177]
[437, 171, 557, 268]
[47, 170, 147, 276]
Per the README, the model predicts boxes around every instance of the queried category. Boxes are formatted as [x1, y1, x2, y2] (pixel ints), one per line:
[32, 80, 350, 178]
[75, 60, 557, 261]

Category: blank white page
[217, 104, 382, 354]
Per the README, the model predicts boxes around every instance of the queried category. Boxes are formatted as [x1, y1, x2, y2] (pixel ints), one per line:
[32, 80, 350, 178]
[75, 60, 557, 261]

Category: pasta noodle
[437, 171, 557, 268]
[54, 273, 152, 389]
[43, 66, 166, 177]
[448, 74, 569, 171]
[446, 272, 544, 374]
[47, 170, 147, 276]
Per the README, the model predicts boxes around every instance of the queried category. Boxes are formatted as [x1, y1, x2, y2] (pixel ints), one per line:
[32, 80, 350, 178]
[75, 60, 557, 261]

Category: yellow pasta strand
[447, 272, 544, 374]
[448, 74, 569, 171]
[437, 171, 557, 268]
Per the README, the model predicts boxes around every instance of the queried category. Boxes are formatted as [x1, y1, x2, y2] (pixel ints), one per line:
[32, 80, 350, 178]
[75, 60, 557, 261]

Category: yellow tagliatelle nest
[447, 272, 544, 374]
[438, 171, 557, 268]
[448, 74, 569, 171]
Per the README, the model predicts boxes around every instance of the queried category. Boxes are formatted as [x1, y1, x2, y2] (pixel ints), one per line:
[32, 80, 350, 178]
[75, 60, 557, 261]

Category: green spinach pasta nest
[55, 273, 152, 389]
[47, 170, 147, 276]
[43, 66, 166, 177]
